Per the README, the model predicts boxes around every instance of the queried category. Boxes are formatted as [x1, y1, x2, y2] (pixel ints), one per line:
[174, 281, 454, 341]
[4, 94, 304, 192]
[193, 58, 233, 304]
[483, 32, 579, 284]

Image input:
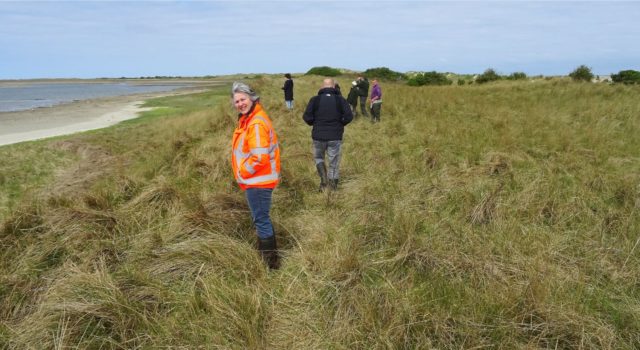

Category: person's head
[284, 73, 292, 79]
[322, 78, 335, 89]
[372, 79, 378, 85]
[231, 81, 259, 115]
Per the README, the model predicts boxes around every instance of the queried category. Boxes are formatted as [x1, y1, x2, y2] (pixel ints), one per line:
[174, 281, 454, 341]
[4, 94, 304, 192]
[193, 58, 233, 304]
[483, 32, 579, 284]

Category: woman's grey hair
[231, 81, 259, 102]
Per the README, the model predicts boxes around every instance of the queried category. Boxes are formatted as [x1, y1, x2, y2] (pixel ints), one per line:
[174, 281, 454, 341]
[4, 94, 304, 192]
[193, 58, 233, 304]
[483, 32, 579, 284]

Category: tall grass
[1, 76, 639, 348]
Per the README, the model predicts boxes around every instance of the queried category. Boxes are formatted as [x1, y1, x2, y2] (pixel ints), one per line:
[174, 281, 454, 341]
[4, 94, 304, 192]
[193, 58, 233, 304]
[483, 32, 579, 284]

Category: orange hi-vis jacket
[231, 102, 280, 190]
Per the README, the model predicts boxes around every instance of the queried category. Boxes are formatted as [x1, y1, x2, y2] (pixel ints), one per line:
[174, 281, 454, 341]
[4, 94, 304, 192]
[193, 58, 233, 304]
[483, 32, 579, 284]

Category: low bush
[306, 66, 342, 77]
[407, 71, 452, 86]
[363, 67, 406, 81]
[476, 68, 501, 84]
[569, 65, 594, 82]
[611, 70, 640, 84]
[507, 72, 527, 80]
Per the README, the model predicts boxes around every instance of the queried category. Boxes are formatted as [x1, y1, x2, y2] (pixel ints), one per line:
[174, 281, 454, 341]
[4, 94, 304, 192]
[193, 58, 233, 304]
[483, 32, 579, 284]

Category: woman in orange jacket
[231, 82, 281, 269]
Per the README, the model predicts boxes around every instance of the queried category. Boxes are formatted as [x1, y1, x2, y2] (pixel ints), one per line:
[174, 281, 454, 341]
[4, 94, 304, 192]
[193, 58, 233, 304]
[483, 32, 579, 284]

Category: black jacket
[303, 87, 353, 141]
[356, 78, 369, 97]
[347, 86, 359, 105]
[282, 78, 294, 100]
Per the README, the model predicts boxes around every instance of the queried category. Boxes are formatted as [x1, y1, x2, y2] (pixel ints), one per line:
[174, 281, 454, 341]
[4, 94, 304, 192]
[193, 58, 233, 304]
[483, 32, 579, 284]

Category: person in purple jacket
[369, 79, 383, 123]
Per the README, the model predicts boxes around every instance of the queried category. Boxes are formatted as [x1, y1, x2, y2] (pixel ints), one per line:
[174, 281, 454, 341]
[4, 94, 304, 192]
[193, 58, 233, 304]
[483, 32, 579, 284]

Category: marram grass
[1, 76, 639, 349]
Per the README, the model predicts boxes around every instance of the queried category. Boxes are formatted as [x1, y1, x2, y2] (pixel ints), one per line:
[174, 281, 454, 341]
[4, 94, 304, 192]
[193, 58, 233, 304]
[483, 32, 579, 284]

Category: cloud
[1, 1, 638, 78]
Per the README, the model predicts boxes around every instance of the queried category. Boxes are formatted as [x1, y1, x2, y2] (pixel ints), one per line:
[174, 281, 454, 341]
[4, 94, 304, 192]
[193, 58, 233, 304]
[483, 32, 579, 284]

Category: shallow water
[0, 82, 189, 112]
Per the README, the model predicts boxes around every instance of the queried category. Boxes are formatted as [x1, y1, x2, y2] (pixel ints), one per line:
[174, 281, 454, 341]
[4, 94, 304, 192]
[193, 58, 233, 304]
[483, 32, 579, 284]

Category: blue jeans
[245, 188, 274, 239]
[285, 100, 294, 109]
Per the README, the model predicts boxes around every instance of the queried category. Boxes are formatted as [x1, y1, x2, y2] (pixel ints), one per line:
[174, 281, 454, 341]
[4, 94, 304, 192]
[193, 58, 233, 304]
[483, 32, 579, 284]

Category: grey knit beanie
[231, 81, 259, 101]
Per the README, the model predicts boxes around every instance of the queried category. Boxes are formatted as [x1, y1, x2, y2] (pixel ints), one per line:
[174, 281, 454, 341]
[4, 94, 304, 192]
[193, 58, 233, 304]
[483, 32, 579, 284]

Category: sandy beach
[0, 85, 213, 147]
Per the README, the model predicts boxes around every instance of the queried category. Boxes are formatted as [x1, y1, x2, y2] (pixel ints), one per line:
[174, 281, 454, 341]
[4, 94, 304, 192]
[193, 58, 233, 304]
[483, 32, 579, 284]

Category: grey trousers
[313, 140, 342, 180]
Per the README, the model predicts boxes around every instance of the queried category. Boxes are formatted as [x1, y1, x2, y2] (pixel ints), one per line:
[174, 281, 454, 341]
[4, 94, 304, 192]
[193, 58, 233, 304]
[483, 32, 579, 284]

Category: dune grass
[0, 143, 77, 220]
[1, 75, 639, 349]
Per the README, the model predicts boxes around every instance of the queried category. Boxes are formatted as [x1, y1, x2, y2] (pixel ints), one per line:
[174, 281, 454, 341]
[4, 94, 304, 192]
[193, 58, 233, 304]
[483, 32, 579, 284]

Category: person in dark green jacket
[356, 76, 369, 118]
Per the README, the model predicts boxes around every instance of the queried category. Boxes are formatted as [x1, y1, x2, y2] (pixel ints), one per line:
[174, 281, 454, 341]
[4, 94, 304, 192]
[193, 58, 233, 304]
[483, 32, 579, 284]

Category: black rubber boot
[258, 235, 280, 270]
[329, 178, 339, 191]
[316, 162, 328, 192]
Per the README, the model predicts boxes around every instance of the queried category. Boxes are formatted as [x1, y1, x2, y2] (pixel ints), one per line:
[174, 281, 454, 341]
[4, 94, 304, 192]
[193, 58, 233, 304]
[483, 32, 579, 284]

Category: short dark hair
[285, 73, 292, 79]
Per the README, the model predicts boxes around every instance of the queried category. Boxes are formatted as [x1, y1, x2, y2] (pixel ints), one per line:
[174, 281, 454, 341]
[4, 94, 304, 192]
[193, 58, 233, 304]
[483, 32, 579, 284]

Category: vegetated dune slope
[1, 76, 639, 349]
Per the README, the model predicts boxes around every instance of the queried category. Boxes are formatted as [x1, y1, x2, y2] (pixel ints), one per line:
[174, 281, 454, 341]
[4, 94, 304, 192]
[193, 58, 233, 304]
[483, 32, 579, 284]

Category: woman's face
[233, 92, 253, 115]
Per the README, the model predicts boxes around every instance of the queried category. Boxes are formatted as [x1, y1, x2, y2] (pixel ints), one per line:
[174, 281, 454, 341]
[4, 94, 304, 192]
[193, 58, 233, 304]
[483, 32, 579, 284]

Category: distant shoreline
[0, 78, 223, 87]
[0, 83, 220, 147]
[0, 80, 208, 113]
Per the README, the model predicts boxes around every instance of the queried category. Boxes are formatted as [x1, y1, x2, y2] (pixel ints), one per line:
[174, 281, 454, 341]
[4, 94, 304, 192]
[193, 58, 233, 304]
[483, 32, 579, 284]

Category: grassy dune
[1, 76, 639, 349]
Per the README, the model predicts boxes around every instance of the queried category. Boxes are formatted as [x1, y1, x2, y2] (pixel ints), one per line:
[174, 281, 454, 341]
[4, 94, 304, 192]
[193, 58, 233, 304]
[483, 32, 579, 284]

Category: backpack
[312, 93, 345, 117]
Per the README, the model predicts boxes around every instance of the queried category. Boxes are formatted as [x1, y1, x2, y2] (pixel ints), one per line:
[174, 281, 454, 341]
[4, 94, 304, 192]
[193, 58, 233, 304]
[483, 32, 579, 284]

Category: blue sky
[1, 1, 638, 79]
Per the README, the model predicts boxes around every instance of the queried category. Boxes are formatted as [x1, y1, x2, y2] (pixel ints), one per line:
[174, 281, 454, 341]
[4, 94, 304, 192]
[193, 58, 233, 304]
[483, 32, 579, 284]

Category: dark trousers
[359, 96, 369, 117]
[371, 102, 382, 122]
[349, 103, 357, 117]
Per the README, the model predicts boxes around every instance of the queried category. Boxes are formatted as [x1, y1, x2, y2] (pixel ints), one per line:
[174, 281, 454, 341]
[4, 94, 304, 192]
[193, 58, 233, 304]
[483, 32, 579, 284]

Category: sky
[1, 1, 639, 79]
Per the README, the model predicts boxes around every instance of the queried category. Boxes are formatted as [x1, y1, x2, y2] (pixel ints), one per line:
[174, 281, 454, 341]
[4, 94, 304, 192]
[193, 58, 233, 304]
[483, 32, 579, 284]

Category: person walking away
[303, 78, 353, 191]
[346, 80, 359, 118]
[356, 76, 370, 118]
[231, 82, 281, 269]
[370, 79, 382, 123]
[282, 73, 294, 109]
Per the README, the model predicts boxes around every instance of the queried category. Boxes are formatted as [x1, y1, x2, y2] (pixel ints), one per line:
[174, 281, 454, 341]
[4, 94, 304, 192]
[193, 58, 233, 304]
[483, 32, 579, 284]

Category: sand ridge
[0, 86, 212, 147]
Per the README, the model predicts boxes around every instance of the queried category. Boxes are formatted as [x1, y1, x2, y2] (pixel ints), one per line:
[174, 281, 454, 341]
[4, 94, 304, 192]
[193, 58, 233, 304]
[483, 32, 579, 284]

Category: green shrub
[507, 72, 527, 80]
[476, 68, 501, 84]
[306, 66, 342, 77]
[363, 67, 406, 81]
[569, 65, 594, 82]
[407, 71, 452, 86]
[611, 70, 640, 84]
[457, 79, 466, 86]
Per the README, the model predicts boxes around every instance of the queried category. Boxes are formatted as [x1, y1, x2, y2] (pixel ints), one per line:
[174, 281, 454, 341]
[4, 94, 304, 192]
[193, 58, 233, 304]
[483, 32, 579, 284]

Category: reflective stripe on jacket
[231, 102, 280, 190]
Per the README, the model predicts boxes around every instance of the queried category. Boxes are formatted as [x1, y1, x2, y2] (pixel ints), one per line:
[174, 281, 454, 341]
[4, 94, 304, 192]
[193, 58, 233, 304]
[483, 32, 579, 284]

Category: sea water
[0, 82, 190, 112]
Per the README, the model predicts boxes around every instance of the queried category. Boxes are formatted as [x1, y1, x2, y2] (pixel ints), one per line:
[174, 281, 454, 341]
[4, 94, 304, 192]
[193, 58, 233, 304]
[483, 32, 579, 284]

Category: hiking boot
[329, 178, 339, 191]
[258, 235, 280, 270]
[316, 162, 328, 192]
